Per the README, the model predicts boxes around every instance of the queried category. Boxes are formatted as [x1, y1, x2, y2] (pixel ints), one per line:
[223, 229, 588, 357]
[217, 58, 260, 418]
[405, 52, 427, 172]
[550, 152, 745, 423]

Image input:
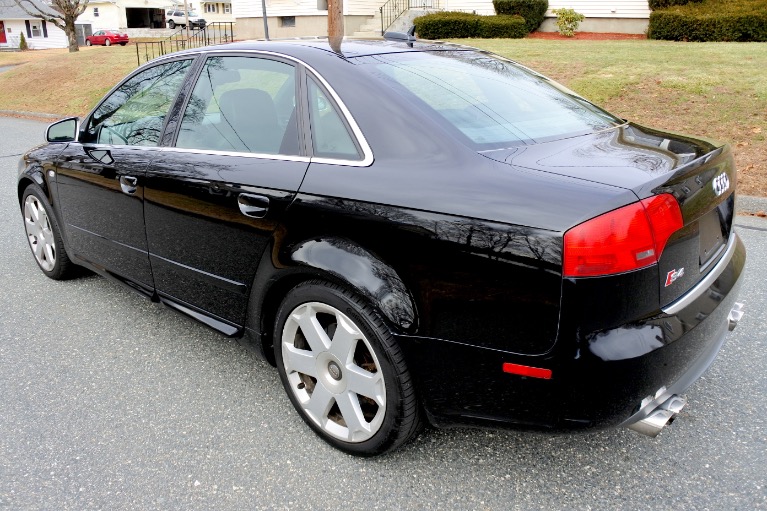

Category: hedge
[649, 0, 767, 41]
[649, 11, 767, 41]
[413, 12, 527, 39]
[648, 0, 703, 9]
[491, 0, 548, 32]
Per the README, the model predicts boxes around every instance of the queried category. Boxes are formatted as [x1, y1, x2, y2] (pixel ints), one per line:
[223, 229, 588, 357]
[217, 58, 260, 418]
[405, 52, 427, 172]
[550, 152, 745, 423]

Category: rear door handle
[119, 175, 138, 195]
[238, 193, 270, 218]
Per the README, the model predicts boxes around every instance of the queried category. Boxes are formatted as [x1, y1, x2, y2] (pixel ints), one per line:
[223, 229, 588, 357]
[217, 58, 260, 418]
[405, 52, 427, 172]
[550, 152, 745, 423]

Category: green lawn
[0, 39, 765, 195]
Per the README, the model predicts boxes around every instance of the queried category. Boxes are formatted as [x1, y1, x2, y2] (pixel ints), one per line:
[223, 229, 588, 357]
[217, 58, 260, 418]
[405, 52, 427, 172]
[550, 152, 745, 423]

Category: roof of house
[0, 0, 59, 19]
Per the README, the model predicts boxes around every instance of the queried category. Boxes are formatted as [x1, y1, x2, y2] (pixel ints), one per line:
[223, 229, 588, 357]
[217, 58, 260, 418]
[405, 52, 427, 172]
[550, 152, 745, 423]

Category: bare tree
[12, 0, 88, 52]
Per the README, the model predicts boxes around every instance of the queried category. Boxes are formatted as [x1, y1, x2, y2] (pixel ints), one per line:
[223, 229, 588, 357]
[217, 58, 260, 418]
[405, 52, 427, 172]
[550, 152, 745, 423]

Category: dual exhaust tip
[629, 302, 745, 437]
[628, 394, 687, 437]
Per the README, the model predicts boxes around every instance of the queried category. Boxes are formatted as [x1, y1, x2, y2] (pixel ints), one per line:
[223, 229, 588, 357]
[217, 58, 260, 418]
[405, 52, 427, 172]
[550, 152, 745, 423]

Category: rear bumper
[398, 232, 746, 432]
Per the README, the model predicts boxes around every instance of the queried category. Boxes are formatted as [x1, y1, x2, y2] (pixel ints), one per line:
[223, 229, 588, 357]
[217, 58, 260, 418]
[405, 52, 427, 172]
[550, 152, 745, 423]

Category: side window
[307, 77, 360, 160]
[176, 56, 299, 155]
[84, 59, 192, 146]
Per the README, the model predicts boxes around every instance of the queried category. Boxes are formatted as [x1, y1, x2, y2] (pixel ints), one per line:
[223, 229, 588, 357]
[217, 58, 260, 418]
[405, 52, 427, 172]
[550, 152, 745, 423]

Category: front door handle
[119, 175, 138, 195]
[238, 193, 270, 218]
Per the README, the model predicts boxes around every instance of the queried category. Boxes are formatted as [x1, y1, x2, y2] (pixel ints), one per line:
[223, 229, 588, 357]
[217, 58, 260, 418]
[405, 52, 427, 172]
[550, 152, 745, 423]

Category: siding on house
[77, 2, 124, 31]
[234, 0, 381, 18]
[0, 19, 68, 49]
[547, 0, 650, 18]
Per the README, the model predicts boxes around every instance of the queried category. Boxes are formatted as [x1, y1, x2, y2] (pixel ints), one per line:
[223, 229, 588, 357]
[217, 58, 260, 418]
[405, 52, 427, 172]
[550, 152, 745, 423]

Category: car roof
[163, 38, 476, 61]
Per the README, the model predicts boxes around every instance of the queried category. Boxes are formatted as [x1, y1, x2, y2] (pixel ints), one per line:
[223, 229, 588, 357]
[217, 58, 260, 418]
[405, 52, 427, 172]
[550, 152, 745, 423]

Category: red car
[85, 30, 129, 47]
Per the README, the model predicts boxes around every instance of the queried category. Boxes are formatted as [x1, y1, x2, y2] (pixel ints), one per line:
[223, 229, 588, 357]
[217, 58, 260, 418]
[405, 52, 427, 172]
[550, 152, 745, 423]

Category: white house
[0, 0, 68, 49]
[232, 0, 651, 38]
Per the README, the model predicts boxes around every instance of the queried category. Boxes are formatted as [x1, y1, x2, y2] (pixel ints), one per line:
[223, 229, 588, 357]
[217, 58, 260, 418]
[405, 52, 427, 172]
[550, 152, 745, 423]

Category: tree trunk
[65, 17, 79, 52]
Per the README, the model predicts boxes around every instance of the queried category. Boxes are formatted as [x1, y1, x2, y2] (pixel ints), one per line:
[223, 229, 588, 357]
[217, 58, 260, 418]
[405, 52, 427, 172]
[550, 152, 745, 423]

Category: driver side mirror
[46, 117, 79, 143]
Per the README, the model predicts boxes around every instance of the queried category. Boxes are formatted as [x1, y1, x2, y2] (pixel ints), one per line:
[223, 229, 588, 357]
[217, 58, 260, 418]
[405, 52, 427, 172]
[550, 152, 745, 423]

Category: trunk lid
[484, 123, 737, 305]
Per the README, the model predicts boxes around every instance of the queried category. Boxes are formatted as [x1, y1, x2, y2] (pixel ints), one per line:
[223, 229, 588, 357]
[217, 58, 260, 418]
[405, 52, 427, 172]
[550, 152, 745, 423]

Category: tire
[85, 39, 92, 46]
[105, 38, 111, 46]
[274, 280, 422, 456]
[119, 42, 127, 46]
[21, 185, 75, 280]
[168, 20, 176, 29]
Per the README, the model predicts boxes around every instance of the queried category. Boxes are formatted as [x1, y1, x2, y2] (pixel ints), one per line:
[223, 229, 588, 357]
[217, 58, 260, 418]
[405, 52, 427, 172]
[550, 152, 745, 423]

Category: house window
[280, 16, 295, 27]
[93, 7, 99, 17]
[224, 4, 230, 13]
[205, 3, 217, 13]
[31, 24, 41, 37]
[317, 0, 327, 10]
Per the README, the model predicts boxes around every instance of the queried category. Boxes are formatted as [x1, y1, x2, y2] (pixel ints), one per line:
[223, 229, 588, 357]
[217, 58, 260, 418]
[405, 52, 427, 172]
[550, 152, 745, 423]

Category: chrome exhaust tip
[628, 394, 687, 437]
[728, 302, 744, 331]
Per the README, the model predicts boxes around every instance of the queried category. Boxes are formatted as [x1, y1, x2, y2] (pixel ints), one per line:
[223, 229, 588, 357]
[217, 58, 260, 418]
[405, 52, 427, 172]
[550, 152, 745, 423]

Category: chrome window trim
[193, 49, 375, 167]
[159, 146, 311, 163]
[661, 232, 738, 315]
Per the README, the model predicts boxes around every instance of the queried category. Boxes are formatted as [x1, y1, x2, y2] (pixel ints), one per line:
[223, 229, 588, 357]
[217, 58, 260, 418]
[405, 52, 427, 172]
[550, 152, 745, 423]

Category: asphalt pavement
[1, 116, 765, 510]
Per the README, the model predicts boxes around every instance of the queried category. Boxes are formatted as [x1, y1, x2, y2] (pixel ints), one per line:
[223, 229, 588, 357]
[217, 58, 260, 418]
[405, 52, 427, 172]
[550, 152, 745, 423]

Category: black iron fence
[380, 0, 440, 35]
[135, 22, 236, 66]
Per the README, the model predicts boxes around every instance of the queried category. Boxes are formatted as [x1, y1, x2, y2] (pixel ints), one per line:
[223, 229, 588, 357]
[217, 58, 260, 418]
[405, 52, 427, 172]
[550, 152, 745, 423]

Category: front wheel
[21, 185, 75, 280]
[104, 38, 111, 46]
[274, 281, 422, 456]
[168, 20, 176, 29]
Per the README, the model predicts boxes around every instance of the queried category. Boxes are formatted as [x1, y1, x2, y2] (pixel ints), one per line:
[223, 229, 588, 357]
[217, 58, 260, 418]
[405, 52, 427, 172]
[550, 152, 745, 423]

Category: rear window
[355, 51, 622, 150]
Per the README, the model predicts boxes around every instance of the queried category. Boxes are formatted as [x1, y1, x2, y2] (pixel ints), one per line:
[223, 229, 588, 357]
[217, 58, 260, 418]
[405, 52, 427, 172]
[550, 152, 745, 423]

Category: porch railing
[380, 0, 440, 35]
[135, 22, 235, 66]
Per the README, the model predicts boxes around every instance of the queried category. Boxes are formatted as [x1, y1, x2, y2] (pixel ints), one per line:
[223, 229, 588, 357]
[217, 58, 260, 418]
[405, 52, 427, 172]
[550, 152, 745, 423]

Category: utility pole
[183, 0, 190, 39]
[261, 0, 270, 39]
[328, 0, 343, 38]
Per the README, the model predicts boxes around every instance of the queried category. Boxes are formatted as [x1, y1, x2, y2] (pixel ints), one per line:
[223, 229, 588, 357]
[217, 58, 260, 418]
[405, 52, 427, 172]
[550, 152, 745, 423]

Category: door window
[307, 77, 360, 160]
[84, 59, 193, 146]
[176, 56, 299, 156]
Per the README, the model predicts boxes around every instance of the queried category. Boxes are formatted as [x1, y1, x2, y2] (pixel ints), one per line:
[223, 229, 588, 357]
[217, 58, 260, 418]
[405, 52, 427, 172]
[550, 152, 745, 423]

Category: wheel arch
[244, 236, 419, 364]
[17, 169, 49, 206]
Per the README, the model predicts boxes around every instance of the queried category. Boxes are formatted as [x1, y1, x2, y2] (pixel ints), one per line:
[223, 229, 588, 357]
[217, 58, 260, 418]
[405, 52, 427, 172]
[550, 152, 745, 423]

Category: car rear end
[553, 134, 745, 435]
[348, 45, 746, 435]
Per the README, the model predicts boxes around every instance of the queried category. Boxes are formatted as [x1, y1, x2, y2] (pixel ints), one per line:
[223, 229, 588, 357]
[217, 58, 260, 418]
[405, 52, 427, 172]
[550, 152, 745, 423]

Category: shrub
[413, 12, 527, 39]
[648, 0, 767, 41]
[19, 33, 28, 51]
[551, 8, 585, 37]
[648, 0, 703, 9]
[491, 0, 548, 32]
[480, 15, 529, 38]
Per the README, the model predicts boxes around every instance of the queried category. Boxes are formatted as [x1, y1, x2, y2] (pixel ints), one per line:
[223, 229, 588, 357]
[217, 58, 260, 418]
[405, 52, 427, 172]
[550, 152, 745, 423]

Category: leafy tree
[12, 0, 88, 52]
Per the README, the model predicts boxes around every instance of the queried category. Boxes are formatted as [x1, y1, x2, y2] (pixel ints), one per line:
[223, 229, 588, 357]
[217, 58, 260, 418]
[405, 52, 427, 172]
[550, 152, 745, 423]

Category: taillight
[563, 193, 683, 277]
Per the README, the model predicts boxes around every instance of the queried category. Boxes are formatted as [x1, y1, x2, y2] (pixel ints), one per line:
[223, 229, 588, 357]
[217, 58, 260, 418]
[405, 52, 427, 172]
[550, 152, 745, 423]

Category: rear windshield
[354, 51, 623, 150]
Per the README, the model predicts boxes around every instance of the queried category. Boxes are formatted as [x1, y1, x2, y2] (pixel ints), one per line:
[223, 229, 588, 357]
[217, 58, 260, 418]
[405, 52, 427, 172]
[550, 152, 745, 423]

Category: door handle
[238, 193, 269, 218]
[119, 175, 138, 195]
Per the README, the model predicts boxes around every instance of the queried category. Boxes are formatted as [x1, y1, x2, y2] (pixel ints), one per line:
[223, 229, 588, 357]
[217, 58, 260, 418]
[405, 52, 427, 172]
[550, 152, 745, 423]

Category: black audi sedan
[17, 38, 745, 456]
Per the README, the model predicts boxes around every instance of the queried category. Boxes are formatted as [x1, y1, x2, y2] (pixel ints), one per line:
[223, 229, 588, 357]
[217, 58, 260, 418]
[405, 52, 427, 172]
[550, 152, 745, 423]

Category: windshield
[355, 51, 623, 150]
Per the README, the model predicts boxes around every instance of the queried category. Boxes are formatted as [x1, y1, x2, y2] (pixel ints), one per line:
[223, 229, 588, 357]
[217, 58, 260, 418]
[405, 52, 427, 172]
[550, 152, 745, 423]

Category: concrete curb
[736, 195, 767, 215]
[0, 110, 70, 120]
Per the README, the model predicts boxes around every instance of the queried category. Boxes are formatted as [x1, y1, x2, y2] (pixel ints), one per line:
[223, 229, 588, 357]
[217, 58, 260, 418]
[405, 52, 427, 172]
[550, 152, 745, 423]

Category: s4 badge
[665, 268, 685, 287]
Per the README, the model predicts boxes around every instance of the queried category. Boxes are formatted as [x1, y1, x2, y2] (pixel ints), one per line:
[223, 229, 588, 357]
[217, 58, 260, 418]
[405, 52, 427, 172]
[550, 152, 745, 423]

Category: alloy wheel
[24, 195, 56, 272]
[281, 302, 386, 442]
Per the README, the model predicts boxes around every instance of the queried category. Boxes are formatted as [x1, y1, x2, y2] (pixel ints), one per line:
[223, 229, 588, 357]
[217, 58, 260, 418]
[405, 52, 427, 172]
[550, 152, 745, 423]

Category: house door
[0, 22, 7, 44]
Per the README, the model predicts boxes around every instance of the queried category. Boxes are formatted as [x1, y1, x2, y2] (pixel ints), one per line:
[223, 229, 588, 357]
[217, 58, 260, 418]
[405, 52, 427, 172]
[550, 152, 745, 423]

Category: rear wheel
[85, 39, 92, 46]
[119, 42, 127, 46]
[104, 38, 111, 46]
[274, 281, 421, 456]
[168, 20, 176, 29]
[22, 185, 75, 280]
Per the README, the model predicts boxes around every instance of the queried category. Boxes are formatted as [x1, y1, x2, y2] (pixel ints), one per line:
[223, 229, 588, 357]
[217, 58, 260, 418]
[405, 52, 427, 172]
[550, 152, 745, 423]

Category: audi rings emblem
[713, 173, 730, 197]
